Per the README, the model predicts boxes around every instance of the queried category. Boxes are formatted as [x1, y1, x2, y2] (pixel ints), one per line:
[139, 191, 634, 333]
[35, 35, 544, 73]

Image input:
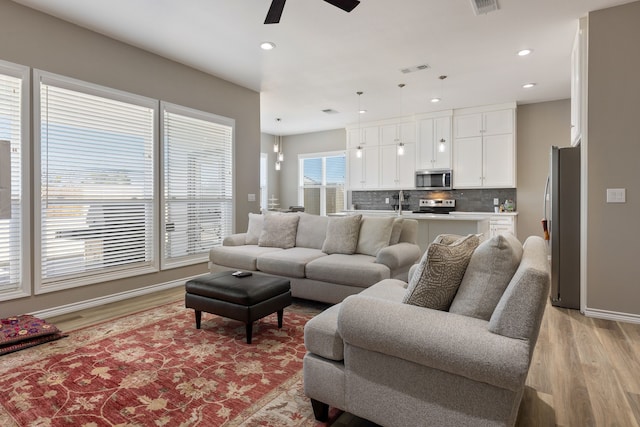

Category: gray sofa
[303, 235, 550, 426]
[208, 212, 421, 304]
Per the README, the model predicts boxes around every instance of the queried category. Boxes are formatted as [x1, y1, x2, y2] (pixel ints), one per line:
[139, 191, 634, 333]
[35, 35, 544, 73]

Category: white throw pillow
[245, 213, 264, 245]
[321, 215, 362, 255]
[356, 216, 394, 256]
[258, 213, 300, 249]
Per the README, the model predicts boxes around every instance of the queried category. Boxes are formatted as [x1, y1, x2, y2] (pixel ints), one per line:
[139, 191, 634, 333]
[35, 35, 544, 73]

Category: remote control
[232, 271, 252, 277]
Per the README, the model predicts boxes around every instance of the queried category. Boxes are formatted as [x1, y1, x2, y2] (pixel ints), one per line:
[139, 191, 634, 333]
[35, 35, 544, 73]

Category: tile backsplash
[351, 188, 517, 212]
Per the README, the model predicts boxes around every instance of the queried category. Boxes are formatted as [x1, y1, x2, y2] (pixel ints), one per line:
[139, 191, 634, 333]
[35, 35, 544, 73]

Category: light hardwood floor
[47, 288, 640, 427]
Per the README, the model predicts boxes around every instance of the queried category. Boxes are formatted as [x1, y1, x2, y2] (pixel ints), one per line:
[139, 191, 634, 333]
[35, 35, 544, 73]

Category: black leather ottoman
[185, 271, 292, 344]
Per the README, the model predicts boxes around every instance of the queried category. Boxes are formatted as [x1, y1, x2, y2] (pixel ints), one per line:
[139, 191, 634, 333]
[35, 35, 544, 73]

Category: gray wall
[278, 129, 346, 209]
[587, 1, 640, 316]
[516, 100, 571, 242]
[0, 0, 260, 316]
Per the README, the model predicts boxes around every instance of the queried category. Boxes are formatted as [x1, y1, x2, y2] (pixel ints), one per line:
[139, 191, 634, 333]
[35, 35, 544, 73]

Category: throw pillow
[433, 234, 465, 245]
[321, 214, 362, 255]
[403, 234, 480, 310]
[245, 213, 264, 245]
[295, 212, 329, 249]
[356, 216, 394, 256]
[449, 233, 524, 320]
[258, 213, 300, 249]
[388, 218, 404, 245]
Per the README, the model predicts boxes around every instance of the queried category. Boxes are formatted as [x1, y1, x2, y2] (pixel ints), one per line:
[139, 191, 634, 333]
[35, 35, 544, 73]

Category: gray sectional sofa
[208, 212, 422, 304]
[303, 234, 551, 426]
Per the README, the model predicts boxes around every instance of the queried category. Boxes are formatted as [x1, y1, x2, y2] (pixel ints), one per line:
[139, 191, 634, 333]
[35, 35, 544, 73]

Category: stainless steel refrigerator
[544, 145, 580, 309]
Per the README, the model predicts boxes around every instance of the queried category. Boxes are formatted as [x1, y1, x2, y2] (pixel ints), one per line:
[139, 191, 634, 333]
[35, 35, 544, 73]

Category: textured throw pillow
[433, 234, 465, 245]
[389, 218, 404, 245]
[403, 234, 480, 310]
[321, 214, 362, 255]
[245, 213, 264, 245]
[449, 233, 524, 320]
[356, 216, 395, 256]
[258, 213, 300, 249]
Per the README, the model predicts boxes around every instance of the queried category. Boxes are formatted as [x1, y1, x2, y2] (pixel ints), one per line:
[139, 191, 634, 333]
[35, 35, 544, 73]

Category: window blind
[0, 69, 25, 299]
[162, 104, 233, 266]
[38, 75, 156, 289]
[299, 153, 345, 216]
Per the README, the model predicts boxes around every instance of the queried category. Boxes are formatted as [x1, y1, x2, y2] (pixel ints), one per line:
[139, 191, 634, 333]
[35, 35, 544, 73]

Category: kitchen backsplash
[351, 189, 517, 212]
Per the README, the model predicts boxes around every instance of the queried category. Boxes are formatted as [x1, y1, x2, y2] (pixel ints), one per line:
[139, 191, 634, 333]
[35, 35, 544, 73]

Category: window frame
[0, 59, 31, 302]
[298, 150, 346, 216]
[33, 70, 160, 295]
[159, 101, 235, 270]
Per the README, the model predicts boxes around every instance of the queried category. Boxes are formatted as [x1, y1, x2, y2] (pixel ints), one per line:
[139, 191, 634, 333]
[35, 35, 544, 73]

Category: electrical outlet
[493, 198, 499, 206]
[385, 198, 389, 204]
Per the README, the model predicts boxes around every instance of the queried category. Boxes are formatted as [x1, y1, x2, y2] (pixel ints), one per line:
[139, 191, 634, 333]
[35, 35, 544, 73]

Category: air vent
[470, 0, 499, 15]
[400, 64, 430, 74]
[322, 109, 339, 114]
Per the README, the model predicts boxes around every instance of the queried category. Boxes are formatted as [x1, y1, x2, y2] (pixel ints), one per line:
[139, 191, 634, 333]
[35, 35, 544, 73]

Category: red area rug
[0, 300, 341, 426]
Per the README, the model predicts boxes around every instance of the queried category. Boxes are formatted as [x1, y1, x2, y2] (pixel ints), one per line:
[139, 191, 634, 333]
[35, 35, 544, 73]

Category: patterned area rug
[0, 300, 341, 426]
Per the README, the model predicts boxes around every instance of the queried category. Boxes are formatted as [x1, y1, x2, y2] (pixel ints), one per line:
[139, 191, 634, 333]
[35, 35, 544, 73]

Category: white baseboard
[584, 307, 640, 325]
[30, 275, 201, 319]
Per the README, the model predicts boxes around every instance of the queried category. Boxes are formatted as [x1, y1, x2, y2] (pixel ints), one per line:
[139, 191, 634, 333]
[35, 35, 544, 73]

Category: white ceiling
[11, 0, 634, 135]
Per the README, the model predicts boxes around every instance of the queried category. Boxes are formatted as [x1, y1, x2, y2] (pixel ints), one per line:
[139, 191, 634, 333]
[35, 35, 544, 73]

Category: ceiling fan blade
[323, 0, 360, 13]
[265, 0, 286, 24]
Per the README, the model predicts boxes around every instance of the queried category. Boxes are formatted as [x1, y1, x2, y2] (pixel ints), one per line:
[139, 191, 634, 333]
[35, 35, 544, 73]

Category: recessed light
[359, 109, 367, 114]
[522, 83, 536, 89]
[260, 41, 276, 50]
[430, 97, 441, 103]
[517, 49, 533, 56]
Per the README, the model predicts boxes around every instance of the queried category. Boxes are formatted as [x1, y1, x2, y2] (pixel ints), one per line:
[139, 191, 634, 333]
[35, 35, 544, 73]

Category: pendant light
[356, 91, 363, 158]
[275, 118, 282, 170]
[397, 84, 405, 156]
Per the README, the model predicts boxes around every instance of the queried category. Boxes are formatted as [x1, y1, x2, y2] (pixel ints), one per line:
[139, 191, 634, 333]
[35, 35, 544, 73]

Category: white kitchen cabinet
[380, 142, 416, 188]
[489, 215, 517, 238]
[417, 115, 452, 170]
[571, 17, 588, 146]
[348, 146, 380, 189]
[453, 105, 516, 188]
[347, 126, 380, 149]
[380, 122, 416, 146]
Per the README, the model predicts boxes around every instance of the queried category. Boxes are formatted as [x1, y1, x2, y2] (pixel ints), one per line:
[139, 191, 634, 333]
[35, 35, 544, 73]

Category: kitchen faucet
[398, 190, 404, 216]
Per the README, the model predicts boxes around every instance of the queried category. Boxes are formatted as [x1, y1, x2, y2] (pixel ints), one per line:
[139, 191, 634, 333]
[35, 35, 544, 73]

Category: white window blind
[299, 152, 346, 216]
[0, 62, 29, 301]
[162, 103, 233, 267]
[36, 72, 157, 292]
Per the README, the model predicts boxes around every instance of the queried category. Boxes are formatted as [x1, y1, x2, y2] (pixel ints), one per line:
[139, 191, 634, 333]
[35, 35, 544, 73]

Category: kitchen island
[332, 210, 491, 253]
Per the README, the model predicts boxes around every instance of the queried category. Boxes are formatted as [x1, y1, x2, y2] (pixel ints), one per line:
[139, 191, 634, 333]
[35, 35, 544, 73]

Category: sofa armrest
[337, 295, 531, 392]
[375, 242, 421, 270]
[223, 233, 247, 246]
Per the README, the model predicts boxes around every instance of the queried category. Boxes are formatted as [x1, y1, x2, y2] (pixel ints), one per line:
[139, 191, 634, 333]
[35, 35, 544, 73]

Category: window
[0, 61, 29, 301]
[298, 151, 346, 216]
[161, 103, 234, 268]
[35, 71, 157, 294]
[260, 153, 268, 212]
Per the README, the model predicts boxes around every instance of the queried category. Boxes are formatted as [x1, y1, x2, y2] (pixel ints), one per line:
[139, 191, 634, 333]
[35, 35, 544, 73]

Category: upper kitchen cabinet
[347, 126, 380, 149]
[380, 121, 416, 146]
[380, 142, 416, 189]
[348, 146, 380, 189]
[453, 103, 516, 188]
[416, 112, 453, 170]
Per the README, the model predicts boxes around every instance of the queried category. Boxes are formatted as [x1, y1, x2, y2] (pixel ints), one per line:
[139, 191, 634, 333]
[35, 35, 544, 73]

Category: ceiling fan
[265, 0, 360, 24]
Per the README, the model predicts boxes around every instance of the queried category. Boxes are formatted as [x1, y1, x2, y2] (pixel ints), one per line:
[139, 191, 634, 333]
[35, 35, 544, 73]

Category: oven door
[415, 170, 452, 190]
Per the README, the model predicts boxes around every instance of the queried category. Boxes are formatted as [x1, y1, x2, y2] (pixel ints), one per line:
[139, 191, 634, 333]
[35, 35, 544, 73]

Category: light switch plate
[606, 188, 626, 203]
[385, 198, 389, 204]
[248, 193, 256, 202]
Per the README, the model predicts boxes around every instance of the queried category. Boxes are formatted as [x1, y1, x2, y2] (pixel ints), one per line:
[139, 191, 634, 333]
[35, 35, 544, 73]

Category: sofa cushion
[258, 213, 300, 249]
[450, 233, 524, 321]
[389, 218, 404, 245]
[295, 213, 329, 249]
[403, 234, 480, 310]
[306, 253, 390, 288]
[360, 278, 408, 302]
[356, 216, 394, 256]
[209, 245, 282, 271]
[257, 247, 327, 278]
[245, 213, 264, 245]
[321, 214, 362, 255]
[304, 303, 344, 361]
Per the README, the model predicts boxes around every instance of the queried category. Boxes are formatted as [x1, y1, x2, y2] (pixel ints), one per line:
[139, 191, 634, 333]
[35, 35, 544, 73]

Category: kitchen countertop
[334, 210, 504, 221]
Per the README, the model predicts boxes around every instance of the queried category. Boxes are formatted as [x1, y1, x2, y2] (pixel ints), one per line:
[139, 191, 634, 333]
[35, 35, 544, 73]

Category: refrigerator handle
[542, 175, 550, 240]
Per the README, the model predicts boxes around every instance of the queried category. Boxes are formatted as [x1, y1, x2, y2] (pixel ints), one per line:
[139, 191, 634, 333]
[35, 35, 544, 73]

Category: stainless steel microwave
[415, 169, 452, 190]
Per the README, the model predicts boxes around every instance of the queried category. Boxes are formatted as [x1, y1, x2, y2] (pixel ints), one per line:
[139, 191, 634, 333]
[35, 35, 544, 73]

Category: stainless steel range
[412, 199, 456, 214]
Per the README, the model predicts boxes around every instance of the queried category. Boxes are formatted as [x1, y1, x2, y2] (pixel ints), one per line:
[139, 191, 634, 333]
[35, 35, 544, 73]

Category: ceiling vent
[470, 0, 499, 15]
[322, 109, 339, 114]
[400, 64, 430, 74]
